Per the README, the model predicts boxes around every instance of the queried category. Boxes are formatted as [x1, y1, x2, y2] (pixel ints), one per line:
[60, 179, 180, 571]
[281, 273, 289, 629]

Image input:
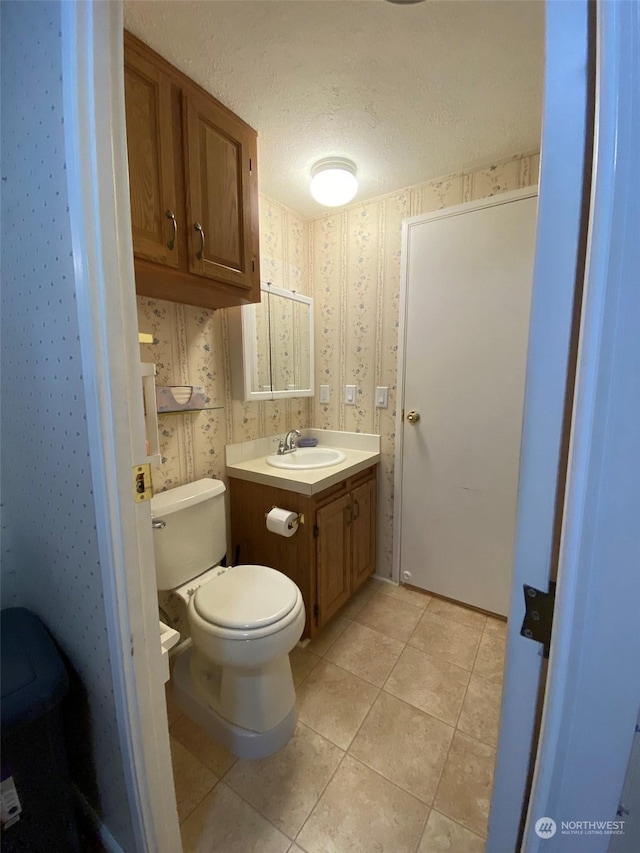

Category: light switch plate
[375, 386, 389, 408]
[345, 384, 356, 405]
[319, 384, 330, 404]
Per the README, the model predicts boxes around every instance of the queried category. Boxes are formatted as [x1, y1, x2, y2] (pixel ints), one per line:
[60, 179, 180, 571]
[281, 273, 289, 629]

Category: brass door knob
[406, 410, 420, 424]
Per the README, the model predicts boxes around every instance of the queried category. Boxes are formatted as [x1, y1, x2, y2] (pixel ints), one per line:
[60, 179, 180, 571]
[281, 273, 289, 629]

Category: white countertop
[225, 430, 381, 496]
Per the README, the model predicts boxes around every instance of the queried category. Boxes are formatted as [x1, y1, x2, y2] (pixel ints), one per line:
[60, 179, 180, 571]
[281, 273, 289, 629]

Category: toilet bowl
[151, 478, 305, 758]
[188, 564, 305, 732]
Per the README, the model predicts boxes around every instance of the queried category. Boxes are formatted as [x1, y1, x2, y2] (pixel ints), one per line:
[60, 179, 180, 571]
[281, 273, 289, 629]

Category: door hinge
[520, 582, 556, 657]
[252, 258, 255, 273]
[313, 524, 319, 539]
[313, 603, 319, 623]
[132, 463, 153, 502]
[249, 157, 253, 174]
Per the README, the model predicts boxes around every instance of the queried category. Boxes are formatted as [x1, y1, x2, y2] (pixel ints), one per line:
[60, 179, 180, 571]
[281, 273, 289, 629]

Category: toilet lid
[192, 565, 299, 631]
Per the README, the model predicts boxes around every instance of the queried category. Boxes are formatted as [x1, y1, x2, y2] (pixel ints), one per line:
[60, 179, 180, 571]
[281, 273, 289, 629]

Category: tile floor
[167, 577, 507, 853]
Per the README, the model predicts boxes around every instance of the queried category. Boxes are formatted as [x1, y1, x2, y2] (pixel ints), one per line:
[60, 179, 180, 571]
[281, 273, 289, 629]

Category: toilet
[151, 477, 305, 759]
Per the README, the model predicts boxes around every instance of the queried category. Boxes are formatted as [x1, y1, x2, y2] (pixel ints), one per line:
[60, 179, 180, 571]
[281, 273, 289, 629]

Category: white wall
[0, 3, 136, 848]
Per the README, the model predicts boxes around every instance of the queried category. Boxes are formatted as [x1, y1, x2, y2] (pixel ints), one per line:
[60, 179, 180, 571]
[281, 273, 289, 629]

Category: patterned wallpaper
[138, 152, 539, 575]
[138, 194, 311, 492]
[1, 3, 136, 847]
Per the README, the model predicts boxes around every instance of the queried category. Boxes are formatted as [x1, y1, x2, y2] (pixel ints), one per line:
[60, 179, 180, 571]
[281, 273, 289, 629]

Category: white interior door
[398, 190, 538, 616]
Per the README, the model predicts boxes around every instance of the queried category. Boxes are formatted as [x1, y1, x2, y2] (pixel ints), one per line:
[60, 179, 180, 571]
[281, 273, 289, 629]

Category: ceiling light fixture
[310, 158, 358, 207]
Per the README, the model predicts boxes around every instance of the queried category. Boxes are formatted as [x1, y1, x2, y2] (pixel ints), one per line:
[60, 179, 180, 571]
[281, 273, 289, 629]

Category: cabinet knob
[165, 210, 177, 250]
[194, 222, 205, 260]
[406, 410, 421, 424]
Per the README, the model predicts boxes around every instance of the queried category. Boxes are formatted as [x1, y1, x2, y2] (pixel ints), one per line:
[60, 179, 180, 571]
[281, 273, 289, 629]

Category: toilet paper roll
[266, 507, 299, 538]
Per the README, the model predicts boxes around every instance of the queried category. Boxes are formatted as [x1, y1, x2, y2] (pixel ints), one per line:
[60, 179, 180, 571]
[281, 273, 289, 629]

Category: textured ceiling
[123, 0, 544, 218]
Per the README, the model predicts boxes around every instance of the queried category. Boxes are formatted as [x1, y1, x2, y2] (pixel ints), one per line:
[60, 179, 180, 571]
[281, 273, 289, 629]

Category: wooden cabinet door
[182, 90, 259, 299]
[316, 494, 351, 626]
[124, 50, 180, 268]
[351, 477, 377, 593]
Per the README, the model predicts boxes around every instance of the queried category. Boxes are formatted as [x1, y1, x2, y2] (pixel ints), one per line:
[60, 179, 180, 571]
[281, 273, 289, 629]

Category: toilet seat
[191, 565, 303, 641]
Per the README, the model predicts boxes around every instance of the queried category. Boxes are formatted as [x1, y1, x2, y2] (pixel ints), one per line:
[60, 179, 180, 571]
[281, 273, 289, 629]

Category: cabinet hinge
[313, 603, 319, 622]
[313, 524, 319, 539]
[520, 582, 556, 658]
[249, 157, 253, 174]
[251, 259, 255, 273]
[132, 463, 153, 503]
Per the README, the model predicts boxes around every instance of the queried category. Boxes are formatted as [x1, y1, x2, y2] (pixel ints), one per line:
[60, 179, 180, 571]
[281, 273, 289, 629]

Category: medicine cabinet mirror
[229, 282, 314, 401]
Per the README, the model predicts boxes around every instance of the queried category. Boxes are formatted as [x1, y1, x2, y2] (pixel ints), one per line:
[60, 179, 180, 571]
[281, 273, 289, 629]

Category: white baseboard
[372, 574, 397, 586]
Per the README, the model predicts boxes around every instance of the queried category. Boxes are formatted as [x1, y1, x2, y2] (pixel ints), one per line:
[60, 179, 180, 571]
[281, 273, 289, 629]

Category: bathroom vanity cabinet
[228, 466, 377, 638]
[124, 31, 260, 310]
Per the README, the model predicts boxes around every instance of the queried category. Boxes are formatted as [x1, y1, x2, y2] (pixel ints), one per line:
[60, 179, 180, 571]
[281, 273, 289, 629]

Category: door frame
[61, 1, 639, 851]
[491, 1, 640, 850]
[488, 1, 594, 846]
[393, 186, 538, 588]
[516, 0, 640, 847]
[61, 3, 181, 851]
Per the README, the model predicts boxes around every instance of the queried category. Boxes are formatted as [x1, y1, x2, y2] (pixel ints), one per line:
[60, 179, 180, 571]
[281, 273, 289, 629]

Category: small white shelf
[156, 385, 223, 415]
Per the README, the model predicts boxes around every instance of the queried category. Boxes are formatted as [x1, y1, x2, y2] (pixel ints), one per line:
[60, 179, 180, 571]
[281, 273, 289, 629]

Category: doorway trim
[488, 0, 593, 846]
[61, 2, 181, 850]
[519, 0, 640, 845]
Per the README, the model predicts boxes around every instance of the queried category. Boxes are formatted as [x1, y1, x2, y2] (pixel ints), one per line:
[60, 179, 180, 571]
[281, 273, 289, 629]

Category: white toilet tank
[151, 478, 227, 591]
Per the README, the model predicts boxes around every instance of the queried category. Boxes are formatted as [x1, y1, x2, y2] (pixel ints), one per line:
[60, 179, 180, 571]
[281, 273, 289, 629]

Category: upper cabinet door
[124, 51, 179, 269]
[183, 90, 260, 300]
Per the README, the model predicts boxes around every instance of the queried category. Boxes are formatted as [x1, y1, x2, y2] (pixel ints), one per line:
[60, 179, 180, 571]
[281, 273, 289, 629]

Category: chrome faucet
[277, 429, 301, 455]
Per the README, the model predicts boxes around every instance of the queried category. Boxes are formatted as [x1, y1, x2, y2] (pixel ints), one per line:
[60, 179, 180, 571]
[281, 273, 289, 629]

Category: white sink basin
[266, 447, 346, 470]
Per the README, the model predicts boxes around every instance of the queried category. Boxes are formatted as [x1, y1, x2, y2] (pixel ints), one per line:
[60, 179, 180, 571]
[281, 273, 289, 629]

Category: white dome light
[310, 158, 358, 207]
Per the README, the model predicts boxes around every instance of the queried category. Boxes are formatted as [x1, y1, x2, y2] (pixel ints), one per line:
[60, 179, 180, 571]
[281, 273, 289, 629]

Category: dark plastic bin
[1, 608, 79, 852]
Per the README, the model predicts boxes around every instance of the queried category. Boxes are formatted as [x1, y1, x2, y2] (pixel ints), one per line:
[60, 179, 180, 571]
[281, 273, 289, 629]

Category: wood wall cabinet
[124, 50, 180, 269]
[229, 466, 377, 639]
[124, 31, 260, 310]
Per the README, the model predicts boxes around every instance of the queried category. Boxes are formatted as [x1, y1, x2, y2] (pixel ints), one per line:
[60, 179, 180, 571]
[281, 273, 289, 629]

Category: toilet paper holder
[265, 507, 305, 528]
